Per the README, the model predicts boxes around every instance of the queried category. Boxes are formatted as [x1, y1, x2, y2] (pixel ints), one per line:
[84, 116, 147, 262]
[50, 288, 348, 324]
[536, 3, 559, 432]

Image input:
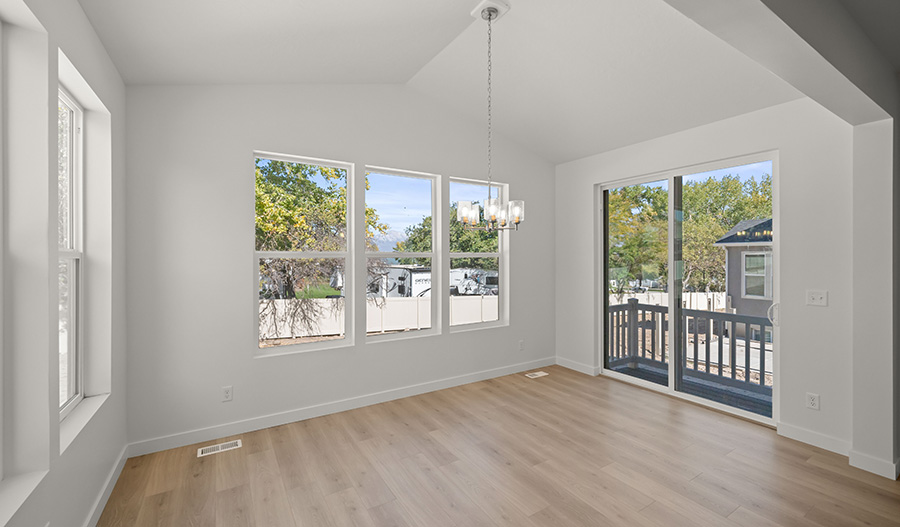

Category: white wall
[1, 0, 128, 525]
[125, 84, 555, 452]
[556, 98, 857, 452]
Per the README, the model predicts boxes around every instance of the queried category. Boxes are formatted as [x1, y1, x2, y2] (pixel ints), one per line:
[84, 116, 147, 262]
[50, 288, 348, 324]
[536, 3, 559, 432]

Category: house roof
[714, 218, 772, 245]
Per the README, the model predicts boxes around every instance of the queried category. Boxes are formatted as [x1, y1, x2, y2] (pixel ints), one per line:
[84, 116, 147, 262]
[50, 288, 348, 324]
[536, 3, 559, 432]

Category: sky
[257, 158, 502, 252]
[615, 160, 773, 191]
[367, 174, 499, 251]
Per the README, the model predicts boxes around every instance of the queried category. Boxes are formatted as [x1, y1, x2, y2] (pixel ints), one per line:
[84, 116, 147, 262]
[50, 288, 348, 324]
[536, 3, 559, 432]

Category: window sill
[0, 470, 48, 526]
[367, 327, 440, 345]
[60, 393, 109, 454]
[449, 319, 508, 334]
[254, 337, 353, 359]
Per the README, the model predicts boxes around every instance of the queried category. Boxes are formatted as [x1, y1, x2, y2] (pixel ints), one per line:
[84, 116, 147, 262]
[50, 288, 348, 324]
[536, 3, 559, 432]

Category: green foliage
[255, 159, 387, 252]
[607, 174, 772, 294]
[296, 282, 343, 299]
[682, 174, 771, 292]
[607, 184, 668, 295]
[255, 159, 386, 339]
[394, 204, 499, 270]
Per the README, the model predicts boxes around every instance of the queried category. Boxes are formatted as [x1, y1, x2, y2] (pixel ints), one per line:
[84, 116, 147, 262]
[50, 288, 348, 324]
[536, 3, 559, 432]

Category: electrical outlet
[806, 392, 820, 410]
[222, 385, 233, 402]
[806, 289, 828, 307]
[518, 340, 525, 352]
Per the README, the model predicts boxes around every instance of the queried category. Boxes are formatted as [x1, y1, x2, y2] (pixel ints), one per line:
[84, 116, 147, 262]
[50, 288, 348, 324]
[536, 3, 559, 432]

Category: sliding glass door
[604, 160, 775, 418]
[604, 179, 669, 386]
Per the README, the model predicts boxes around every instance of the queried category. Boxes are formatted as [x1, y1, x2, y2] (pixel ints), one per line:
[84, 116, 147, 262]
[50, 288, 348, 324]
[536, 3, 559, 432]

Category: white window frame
[58, 86, 84, 421]
[254, 151, 354, 355]
[449, 177, 507, 330]
[365, 166, 440, 341]
[741, 250, 772, 300]
[751, 327, 774, 344]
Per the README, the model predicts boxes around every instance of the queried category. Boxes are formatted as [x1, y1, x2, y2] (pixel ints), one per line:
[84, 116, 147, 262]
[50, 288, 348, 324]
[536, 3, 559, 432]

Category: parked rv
[334, 265, 433, 298]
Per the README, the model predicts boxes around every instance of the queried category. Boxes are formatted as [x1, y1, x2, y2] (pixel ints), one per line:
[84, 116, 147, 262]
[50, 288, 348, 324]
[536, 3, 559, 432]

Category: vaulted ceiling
[78, 0, 804, 164]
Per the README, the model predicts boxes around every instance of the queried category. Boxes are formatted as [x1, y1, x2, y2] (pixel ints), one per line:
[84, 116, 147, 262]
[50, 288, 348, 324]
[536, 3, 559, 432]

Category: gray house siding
[725, 244, 773, 337]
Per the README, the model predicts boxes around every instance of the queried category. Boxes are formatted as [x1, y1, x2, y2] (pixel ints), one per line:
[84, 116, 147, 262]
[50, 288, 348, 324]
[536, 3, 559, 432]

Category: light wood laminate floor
[98, 365, 900, 526]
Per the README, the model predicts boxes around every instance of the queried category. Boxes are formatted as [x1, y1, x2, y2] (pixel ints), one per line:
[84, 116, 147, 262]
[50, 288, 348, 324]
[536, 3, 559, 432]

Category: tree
[256, 159, 387, 341]
[681, 174, 772, 292]
[395, 204, 499, 270]
[605, 174, 772, 295]
[607, 184, 668, 300]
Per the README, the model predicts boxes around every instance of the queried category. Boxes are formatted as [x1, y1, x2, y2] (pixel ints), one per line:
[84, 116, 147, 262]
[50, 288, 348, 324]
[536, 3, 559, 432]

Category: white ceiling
[78, 0, 804, 164]
[77, 0, 477, 85]
[407, 0, 803, 163]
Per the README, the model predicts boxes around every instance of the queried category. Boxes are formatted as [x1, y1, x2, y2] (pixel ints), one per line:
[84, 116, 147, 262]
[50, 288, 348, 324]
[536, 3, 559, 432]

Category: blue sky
[625, 160, 772, 191]
[367, 174, 498, 251]
[257, 158, 501, 251]
[683, 160, 772, 184]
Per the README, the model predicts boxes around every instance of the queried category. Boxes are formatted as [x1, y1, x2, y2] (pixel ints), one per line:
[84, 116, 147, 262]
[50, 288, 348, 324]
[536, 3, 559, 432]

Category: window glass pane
[450, 257, 499, 326]
[745, 254, 765, 274]
[258, 258, 345, 347]
[366, 172, 432, 252]
[255, 157, 347, 252]
[606, 180, 669, 386]
[58, 100, 71, 249]
[366, 258, 432, 335]
[745, 275, 766, 297]
[449, 181, 499, 253]
[59, 258, 77, 406]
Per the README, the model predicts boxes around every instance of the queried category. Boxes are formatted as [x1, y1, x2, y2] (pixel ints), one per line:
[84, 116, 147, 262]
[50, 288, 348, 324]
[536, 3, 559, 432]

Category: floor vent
[197, 439, 242, 457]
[525, 371, 549, 379]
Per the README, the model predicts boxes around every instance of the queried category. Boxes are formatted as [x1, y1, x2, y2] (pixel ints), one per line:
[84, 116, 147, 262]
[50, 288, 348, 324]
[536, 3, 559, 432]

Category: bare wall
[124, 84, 556, 449]
[3, 0, 128, 525]
[555, 98, 855, 454]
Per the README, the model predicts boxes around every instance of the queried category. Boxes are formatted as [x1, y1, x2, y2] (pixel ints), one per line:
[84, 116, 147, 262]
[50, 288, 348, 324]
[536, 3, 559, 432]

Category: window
[742, 251, 772, 299]
[255, 153, 350, 349]
[751, 327, 773, 343]
[58, 87, 83, 419]
[449, 179, 501, 326]
[365, 168, 436, 336]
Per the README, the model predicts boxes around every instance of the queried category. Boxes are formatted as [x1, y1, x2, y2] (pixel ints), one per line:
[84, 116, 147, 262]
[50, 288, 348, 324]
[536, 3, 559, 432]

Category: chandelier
[457, 1, 525, 232]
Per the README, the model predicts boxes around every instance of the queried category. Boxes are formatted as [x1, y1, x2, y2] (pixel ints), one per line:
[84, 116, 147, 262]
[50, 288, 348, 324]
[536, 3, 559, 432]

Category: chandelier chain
[486, 11, 493, 200]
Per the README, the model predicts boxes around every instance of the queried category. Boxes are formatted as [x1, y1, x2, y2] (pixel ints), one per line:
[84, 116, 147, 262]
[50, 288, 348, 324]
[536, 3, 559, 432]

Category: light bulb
[467, 205, 480, 225]
[484, 198, 500, 223]
[508, 200, 525, 223]
[457, 201, 472, 223]
[497, 208, 509, 227]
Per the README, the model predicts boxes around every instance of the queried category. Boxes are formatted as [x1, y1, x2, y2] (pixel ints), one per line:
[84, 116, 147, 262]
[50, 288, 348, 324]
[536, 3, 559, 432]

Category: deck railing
[608, 298, 773, 395]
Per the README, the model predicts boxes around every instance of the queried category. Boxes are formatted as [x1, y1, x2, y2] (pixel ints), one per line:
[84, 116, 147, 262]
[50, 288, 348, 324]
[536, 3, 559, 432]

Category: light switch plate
[806, 289, 828, 306]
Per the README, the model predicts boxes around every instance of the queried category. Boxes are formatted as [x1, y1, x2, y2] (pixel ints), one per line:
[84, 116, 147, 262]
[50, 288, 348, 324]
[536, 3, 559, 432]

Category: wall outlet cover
[806, 392, 820, 410]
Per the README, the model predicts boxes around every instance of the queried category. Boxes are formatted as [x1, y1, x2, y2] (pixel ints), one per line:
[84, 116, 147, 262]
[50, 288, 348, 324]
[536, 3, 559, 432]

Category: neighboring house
[714, 218, 773, 341]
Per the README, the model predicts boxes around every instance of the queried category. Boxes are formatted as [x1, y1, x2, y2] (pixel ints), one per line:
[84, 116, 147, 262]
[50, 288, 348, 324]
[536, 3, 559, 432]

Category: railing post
[657, 312, 665, 362]
[627, 298, 639, 368]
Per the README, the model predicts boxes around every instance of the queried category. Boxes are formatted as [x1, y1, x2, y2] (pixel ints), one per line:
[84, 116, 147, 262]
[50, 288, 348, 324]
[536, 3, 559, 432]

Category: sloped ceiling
[78, 0, 803, 164]
[407, 0, 803, 163]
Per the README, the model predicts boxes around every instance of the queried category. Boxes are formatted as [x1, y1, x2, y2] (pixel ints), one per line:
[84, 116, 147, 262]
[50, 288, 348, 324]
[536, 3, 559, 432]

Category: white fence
[260, 296, 500, 339]
[609, 292, 726, 311]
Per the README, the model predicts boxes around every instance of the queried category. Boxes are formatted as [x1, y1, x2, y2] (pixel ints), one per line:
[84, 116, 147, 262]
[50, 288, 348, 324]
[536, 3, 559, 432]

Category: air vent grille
[525, 371, 549, 379]
[197, 439, 242, 457]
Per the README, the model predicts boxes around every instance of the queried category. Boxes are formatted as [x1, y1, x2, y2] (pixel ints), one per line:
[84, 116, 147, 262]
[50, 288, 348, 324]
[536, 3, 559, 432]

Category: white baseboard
[129, 356, 556, 457]
[776, 421, 850, 456]
[849, 449, 900, 480]
[556, 356, 600, 376]
[83, 444, 129, 527]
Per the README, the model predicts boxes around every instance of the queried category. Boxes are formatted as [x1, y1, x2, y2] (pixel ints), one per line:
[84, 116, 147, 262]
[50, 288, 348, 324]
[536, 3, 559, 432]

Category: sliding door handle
[767, 302, 780, 326]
